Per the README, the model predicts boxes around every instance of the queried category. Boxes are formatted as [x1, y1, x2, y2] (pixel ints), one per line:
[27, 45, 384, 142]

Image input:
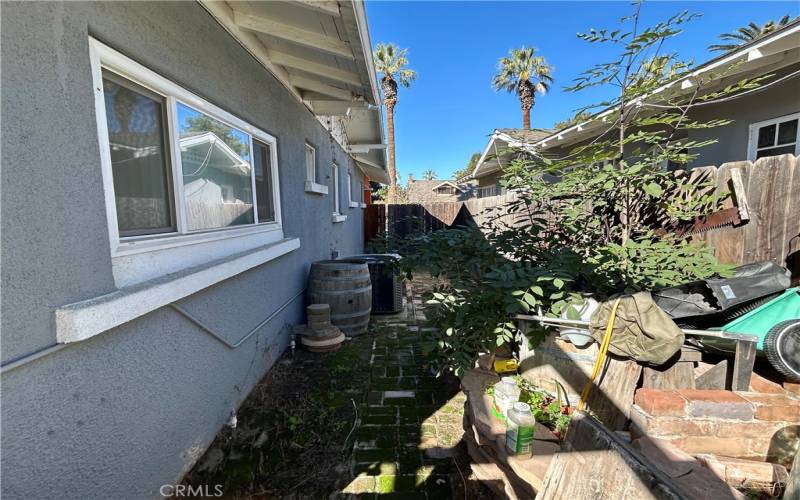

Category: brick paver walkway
[340, 285, 470, 498]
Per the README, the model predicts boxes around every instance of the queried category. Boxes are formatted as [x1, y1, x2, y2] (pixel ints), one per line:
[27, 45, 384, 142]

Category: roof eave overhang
[198, 0, 387, 176]
[537, 20, 800, 151]
[469, 129, 540, 180]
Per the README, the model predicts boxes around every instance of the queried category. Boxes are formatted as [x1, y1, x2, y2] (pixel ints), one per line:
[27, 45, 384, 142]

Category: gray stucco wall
[688, 63, 800, 168]
[1, 2, 364, 498]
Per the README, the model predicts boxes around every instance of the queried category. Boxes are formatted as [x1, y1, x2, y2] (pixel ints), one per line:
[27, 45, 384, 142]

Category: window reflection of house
[179, 131, 256, 230]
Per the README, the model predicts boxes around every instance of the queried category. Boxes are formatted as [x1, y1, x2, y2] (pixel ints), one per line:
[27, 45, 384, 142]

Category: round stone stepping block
[305, 343, 343, 353]
[302, 327, 342, 341]
[301, 331, 345, 352]
[307, 304, 331, 320]
[306, 319, 331, 330]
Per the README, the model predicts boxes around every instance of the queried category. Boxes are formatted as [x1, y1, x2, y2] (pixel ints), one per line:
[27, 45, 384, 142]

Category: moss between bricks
[354, 448, 396, 462]
[384, 397, 417, 407]
[361, 414, 396, 425]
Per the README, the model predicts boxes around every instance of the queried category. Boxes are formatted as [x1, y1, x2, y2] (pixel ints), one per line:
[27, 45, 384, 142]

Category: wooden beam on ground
[233, 11, 354, 59]
[270, 50, 362, 86]
[732, 339, 757, 391]
[291, 75, 352, 100]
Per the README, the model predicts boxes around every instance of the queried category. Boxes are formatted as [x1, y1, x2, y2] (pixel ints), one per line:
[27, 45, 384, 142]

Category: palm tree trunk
[386, 103, 398, 203]
[518, 80, 534, 130]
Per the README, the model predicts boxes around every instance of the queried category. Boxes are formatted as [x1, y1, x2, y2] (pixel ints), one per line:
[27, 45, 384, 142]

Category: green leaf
[565, 305, 582, 320]
[643, 182, 663, 197]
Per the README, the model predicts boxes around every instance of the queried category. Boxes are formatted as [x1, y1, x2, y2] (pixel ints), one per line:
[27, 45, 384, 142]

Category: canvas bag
[589, 292, 684, 365]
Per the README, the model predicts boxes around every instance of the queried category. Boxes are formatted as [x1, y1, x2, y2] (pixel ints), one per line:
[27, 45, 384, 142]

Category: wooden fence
[374, 155, 799, 277]
[689, 155, 799, 270]
[460, 155, 800, 274]
[364, 204, 385, 244]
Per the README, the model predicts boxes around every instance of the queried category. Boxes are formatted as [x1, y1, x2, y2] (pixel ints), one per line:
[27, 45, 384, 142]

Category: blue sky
[365, 1, 798, 182]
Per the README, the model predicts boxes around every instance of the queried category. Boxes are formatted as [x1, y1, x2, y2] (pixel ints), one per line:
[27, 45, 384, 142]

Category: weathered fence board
[704, 161, 748, 265]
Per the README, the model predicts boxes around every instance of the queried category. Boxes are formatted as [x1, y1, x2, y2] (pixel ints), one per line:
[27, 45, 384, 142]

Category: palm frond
[710, 15, 797, 53]
[491, 46, 554, 94]
[373, 42, 415, 86]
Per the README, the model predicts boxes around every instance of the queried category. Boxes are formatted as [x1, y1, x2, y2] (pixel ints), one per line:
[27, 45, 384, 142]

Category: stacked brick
[630, 388, 800, 467]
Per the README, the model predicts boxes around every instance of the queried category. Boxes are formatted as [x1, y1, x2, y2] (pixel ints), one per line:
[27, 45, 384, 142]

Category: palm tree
[374, 43, 417, 203]
[709, 15, 793, 52]
[492, 47, 553, 130]
[422, 170, 437, 181]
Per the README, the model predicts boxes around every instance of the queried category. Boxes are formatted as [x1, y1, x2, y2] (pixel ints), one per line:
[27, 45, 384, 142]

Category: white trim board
[56, 238, 300, 343]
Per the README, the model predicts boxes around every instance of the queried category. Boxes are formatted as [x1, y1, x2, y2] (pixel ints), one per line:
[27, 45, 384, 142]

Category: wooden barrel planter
[308, 260, 372, 336]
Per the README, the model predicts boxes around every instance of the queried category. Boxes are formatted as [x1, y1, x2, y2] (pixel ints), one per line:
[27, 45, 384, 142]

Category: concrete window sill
[55, 238, 301, 344]
[305, 181, 329, 195]
[332, 213, 347, 223]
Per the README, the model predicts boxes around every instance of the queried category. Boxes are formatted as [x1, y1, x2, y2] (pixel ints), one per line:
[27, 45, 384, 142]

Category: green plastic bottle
[505, 402, 535, 459]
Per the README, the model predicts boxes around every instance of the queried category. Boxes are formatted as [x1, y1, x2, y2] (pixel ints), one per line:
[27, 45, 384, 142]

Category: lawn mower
[653, 262, 800, 380]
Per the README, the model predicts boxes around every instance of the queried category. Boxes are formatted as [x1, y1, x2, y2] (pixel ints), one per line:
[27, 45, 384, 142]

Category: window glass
[305, 145, 316, 182]
[756, 145, 796, 159]
[177, 103, 254, 230]
[777, 119, 798, 145]
[103, 72, 173, 236]
[253, 139, 275, 223]
[757, 124, 776, 148]
[332, 163, 340, 213]
[347, 172, 353, 202]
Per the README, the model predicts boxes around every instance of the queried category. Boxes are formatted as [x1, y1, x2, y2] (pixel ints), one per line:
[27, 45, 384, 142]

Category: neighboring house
[1, 2, 386, 498]
[467, 128, 552, 195]
[405, 176, 475, 203]
[470, 20, 800, 185]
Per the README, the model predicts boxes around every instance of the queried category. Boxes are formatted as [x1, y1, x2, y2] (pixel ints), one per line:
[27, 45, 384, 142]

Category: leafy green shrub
[373, 2, 756, 375]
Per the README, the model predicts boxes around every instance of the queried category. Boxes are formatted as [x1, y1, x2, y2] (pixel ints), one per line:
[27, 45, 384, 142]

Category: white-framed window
[332, 163, 340, 213]
[305, 144, 316, 182]
[331, 163, 346, 222]
[748, 113, 800, 161]
[347, 170, 359, 208]
[89, 38, 293, 286]
[304, 144, 327, 194]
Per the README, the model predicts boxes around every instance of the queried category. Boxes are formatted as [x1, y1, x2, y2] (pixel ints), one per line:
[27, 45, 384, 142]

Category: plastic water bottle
[506, 402, 535, 459]
[493, 377, 520, 418]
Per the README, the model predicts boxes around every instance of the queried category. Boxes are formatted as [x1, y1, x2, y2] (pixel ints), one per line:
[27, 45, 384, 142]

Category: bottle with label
[506, 402, 535, 459]
[493, 377, 521, 419]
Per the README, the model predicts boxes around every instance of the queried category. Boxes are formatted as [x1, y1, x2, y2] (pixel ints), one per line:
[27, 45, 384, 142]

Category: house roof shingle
[406, 179, 474, 203]
[496, 128, 555, 143]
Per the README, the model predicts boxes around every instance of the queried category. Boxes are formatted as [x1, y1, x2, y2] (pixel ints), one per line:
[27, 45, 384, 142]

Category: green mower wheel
[764, 320, 800, 381]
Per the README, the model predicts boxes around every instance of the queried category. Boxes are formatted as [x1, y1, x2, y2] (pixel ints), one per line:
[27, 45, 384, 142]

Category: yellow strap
[577, 298, 622, 412]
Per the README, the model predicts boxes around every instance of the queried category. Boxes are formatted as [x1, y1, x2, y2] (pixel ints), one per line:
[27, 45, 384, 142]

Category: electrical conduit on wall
[0, 289, 306, 374]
